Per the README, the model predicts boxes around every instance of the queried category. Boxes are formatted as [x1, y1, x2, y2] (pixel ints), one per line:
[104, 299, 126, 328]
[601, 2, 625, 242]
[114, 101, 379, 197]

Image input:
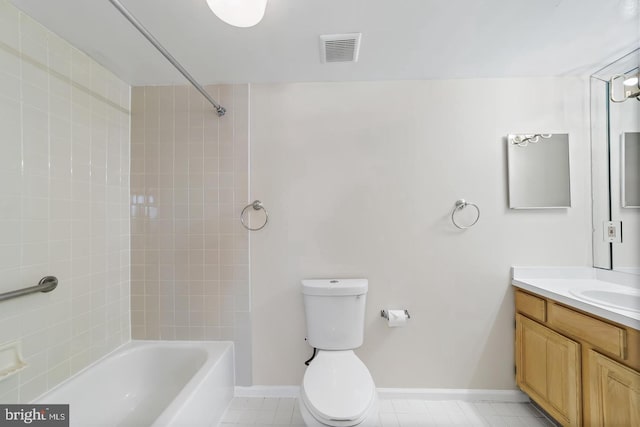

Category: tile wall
[130, 84, 251, 385]
[0, 0, 131, 402]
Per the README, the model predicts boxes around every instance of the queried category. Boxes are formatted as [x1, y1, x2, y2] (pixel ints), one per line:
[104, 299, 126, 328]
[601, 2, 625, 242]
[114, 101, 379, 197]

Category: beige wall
[0, 0, 130, 402]
[129, 84, 251, 385]
[250, 78, 592, 388]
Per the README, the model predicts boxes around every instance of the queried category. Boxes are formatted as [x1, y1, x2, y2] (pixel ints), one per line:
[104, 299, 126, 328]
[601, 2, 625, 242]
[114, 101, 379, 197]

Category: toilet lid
[302, 351, 375, 423]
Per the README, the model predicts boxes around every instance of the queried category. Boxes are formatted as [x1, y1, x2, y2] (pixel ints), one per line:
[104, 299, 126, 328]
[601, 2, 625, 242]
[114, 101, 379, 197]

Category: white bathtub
[35, 341, 234, 427]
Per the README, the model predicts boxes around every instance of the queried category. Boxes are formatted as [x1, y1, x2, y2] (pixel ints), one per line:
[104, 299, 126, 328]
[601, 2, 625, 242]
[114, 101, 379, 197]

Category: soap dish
[0, 341, 27, 381]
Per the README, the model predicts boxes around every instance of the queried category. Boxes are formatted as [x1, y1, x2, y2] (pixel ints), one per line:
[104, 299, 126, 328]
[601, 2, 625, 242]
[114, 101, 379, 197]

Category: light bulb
[623, 76, 639, 86]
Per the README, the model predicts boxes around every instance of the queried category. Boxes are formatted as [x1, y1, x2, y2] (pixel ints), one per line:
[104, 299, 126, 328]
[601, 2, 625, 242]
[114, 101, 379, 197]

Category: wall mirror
[507, 133, 571, 209]
[591, 49, 640, 274]
[622, 132, 640, 208]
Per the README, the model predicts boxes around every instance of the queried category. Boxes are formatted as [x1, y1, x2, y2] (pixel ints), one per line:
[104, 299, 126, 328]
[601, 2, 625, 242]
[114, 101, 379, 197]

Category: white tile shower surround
[0, 0, 130, 402]
[219, 398, 555, 427]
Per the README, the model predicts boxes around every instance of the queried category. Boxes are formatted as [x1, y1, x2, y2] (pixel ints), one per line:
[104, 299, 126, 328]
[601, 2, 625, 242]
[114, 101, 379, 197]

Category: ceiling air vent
[319, 33, 361, 63]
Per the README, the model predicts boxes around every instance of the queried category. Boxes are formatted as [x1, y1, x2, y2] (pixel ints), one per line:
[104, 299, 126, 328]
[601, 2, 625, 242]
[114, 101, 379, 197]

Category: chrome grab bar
[0, 276, 58, 303]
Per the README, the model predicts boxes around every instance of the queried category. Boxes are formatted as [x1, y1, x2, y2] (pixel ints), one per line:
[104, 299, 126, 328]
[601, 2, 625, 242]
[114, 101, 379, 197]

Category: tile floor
[218, 397, 557, 427]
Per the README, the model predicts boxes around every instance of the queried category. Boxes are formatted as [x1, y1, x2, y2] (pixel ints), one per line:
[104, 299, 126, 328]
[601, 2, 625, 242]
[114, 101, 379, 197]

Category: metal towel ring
[240, 200, 269, 231]
[451, 199, 480, 229]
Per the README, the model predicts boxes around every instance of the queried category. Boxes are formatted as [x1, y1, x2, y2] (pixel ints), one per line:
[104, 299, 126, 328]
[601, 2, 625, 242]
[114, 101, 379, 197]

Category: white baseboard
[376, 388, 528, 402]
[235, 385, 301, 398]
[235, 386, 528, 402]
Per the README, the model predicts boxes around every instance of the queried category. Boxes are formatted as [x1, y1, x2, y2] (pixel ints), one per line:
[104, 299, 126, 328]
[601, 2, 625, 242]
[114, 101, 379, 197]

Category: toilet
[299, 279, 378, 426]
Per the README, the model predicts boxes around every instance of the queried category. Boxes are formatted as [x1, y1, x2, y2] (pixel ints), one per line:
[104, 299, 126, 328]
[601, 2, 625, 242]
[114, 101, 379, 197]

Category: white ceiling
[10, 0, 640, 86]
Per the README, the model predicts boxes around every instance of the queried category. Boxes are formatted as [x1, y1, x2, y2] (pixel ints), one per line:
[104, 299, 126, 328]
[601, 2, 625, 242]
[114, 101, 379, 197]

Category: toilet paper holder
[380, 309, 410, 320]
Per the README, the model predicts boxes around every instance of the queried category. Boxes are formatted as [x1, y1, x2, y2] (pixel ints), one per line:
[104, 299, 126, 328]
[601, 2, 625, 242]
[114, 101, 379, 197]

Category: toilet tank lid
[301, 279, 368, 296]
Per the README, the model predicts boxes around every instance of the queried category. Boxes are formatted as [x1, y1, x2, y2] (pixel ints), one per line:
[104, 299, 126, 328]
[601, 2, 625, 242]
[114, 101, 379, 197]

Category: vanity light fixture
[206, 0, 268, 28]
[509, 134, 553, 147]
[624, 75, 639, 86]
[610, 72, 640, 102]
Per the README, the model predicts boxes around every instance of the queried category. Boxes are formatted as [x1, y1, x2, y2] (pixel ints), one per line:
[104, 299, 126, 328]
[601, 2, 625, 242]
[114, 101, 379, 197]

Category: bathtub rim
[33, 340, 234, 403]
[151, 340, 235, 426]
[32, 339, 235, 426]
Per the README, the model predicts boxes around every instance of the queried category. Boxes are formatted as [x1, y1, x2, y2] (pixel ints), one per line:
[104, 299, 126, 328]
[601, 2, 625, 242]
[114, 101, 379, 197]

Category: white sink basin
[569, 288, 640, 313]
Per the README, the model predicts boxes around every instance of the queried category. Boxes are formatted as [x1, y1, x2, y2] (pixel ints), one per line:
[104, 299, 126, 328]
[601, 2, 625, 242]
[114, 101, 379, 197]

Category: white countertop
[511, 267, 640, 330]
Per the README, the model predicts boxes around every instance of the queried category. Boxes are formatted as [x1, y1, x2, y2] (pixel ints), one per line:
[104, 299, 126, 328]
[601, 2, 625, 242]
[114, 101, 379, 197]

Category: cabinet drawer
[548, 303, 627, 359]
[515, 290, 546, 322]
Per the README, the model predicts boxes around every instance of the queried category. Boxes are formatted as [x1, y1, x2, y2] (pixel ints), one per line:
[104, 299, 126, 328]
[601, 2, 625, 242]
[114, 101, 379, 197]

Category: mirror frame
[507, 133, 572, 209]
[590, 49, 640, 272]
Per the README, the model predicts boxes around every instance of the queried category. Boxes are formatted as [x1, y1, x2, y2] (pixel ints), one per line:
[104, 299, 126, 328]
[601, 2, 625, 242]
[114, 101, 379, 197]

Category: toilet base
[298, 392, 379, 427]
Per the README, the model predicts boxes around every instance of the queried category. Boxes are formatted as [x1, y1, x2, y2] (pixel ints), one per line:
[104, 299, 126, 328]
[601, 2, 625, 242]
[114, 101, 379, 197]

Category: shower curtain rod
[107, 0, 226, 117]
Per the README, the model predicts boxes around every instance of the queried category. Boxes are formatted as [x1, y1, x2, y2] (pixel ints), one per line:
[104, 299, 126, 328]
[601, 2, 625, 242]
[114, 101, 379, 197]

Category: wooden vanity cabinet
[516, 313, 581, 425]
[514, 288, 640, 427]
[588, 350, 640, 427]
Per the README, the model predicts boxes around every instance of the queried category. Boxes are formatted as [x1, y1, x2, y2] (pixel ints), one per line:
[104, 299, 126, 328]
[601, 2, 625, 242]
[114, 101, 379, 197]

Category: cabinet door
[588, 350, 640, 427]
[516, 314, 581, 426]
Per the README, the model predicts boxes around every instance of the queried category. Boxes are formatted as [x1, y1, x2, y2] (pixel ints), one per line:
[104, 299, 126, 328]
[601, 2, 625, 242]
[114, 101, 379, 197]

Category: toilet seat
[301, 350, 375, 426]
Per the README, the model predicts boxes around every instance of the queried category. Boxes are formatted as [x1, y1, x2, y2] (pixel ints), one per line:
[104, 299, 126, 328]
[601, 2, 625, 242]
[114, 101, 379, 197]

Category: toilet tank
[302, 279, 368, 350]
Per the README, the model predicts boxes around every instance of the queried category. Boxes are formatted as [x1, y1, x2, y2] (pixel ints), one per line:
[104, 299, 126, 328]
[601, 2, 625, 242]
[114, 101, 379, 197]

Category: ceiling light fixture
[206, 0, 268, 28]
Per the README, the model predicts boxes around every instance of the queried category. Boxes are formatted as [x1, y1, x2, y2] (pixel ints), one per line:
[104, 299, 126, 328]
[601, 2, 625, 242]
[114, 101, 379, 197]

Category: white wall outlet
[603, 221, 622, 243]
